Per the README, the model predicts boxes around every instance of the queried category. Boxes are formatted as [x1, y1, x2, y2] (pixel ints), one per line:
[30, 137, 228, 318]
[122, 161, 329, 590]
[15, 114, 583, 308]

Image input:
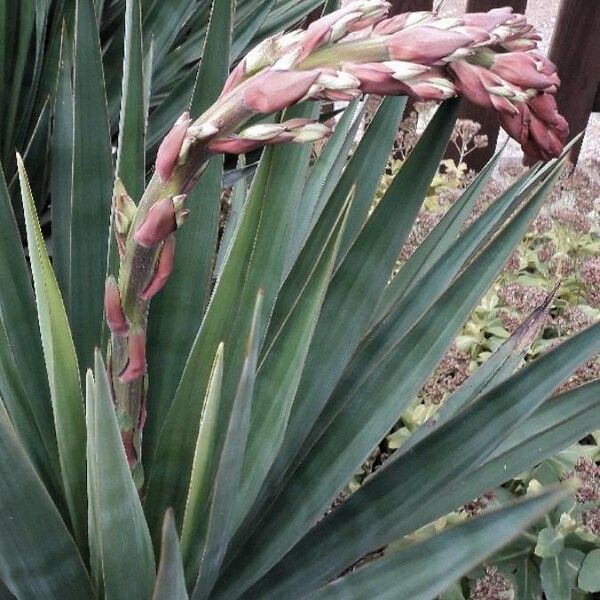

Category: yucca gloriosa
[0, 0, 599, 598]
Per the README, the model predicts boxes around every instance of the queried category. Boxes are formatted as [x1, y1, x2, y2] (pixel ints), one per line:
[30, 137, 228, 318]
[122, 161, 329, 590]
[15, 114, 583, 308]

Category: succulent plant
[0, 1, 598, 599]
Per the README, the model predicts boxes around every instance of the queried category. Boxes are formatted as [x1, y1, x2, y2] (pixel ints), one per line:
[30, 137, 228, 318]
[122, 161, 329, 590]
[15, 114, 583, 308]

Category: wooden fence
[390, 0, 600, 169]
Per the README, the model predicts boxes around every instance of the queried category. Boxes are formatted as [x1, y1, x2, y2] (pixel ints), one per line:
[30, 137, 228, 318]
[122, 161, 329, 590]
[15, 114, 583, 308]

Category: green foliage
[369, 113, 600, 597]
[0, 2, 598, 599]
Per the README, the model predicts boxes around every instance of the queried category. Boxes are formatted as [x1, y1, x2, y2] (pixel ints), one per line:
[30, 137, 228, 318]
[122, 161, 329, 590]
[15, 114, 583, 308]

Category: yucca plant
[0, 0, 598, 598]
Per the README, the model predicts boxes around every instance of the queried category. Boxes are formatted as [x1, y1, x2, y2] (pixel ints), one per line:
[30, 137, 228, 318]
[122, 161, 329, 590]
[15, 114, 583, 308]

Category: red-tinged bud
[243, 70, 320, 113]
[155, 112, 192, 183]
[501, 32, 540, 52]
[210, 118, 330, 154]
[406, 73, 456, 100]
[133, 197, 176, 248]
[373, 12, 433, 35]
[528, 92, 562, 127]
[119, 332, 147, 382]
[221, 61, 247, 97]
[500, 104, 531, 146]
[104, 277, 128, 335]
[209, 138, 266, 154]
[461, 7, 515, 30]
[490, 52, 559, 90]
[140, 235, 176, 301]
[449, 60, 519, 114]
[529, 114, 564, 160]
[388, 26, 474, 65]
[300, 1, 390, 59]
[344, 62, 395, 86]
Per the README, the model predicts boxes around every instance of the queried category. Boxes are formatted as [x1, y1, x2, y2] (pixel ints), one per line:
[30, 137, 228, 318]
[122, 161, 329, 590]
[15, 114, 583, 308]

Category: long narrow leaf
[216, 157, 564, 598]
[0, 405, 93, 599]
[242, 323, 600, 600]
[0, 163, 56, 483]
[87, 351, 155, 599]
[189, 293, 261, 600]
[236, 101, 459, 558]
[18, 155, 87, 550]
[116, 0, 146, 198]
[234, 195, 349, 529]
[307, 491, 564, 600]
[153, 510, 189, 600]
[67, 0, 114, 370]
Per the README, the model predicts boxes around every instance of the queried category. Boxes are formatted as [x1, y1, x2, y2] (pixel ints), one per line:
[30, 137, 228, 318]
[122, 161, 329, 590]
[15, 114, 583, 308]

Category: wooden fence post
[548, 0, 600, 164]
[447, 0, 528, 171]
[389, 0, 433, 13]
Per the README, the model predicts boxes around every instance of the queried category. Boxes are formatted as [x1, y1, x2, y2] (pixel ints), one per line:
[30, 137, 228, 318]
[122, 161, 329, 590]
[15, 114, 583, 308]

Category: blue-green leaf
[87, 351, 155, 599]
[18, 154, 87, 550]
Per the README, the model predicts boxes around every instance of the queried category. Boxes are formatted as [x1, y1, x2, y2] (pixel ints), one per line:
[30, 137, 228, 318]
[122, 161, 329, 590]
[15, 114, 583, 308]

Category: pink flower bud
[449, 60, 518, 114]
[490, 52, 559, 90]
[500, 94, 567, 162]
[405, 72, 457, 100]
[155, 112, 192, 183]
[209, 138, 266, 154]
[501, 31, 541, 52]
[119, 332, 147, 383]
[140, 235, 176, 301]
[500, 104, 531, 146]
[528, 93, 561, 126]
[387, 26, 474, 65]
[461, 8, 515, 30]
[104, 277, 128, 335]
[374, 12, 433, 35]
[243, 70, 320, 113]
[343, 62, 396, 86]
[133, 197, 176, 248]
[529, 113, 564, 160]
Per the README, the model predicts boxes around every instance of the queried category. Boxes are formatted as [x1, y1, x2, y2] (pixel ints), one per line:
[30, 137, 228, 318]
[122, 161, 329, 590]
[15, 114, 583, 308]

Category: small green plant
[0, 1, 597, 599]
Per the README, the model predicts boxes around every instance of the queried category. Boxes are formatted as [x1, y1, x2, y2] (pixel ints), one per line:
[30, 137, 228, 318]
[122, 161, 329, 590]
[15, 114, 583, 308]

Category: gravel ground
[441, 0, 600, 175]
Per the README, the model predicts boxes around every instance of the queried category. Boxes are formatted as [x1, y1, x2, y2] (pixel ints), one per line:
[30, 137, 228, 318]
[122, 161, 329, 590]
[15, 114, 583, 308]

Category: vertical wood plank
[389, 0, 433, 13]
[549, 0, 600, 163]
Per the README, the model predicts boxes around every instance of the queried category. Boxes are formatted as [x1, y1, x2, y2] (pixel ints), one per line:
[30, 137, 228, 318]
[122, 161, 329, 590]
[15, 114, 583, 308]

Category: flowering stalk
[104, 0, 567, 478]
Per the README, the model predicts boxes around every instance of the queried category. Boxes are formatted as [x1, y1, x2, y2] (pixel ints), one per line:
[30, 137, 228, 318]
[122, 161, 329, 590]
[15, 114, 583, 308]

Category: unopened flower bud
[104, 277, 128, 335]
[449, 60, 519, 114]
[113, 179, 137, 221]
[155, 112, 192, 183]
[461, 7, 514, 30]
[490, 52, 560, 90]
[114, 210, 131, 236]
[316, 69, 361, 91]
[133, 197, 177, 248]
[291, 122, 330, 143]
[245, 36, 282, 74]
[374, 11, 433, 34]
[140, 235, 176, 301]
[119, 331, 147, 382]
[238, 123, 288, 141]
[383, 60, 430, 81]
[388, 26, 475, 65]
[243, 70, 320, 113]
[112, 179, 137, 244]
